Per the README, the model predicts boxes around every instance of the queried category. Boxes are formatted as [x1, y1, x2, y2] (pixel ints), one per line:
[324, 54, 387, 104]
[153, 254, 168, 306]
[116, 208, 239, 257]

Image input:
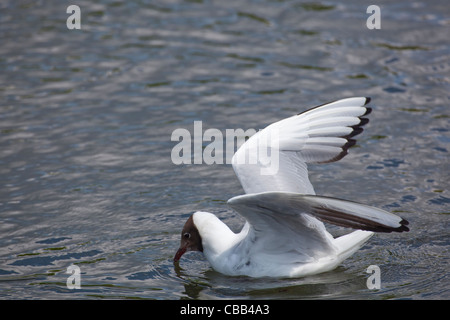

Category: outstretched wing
[231, 97, 372, 195]
[227, 192, 409, 262]
[229, 192, 409, 234]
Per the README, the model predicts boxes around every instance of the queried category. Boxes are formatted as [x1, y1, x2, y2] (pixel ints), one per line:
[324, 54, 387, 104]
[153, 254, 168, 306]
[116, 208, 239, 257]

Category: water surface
[0, 0, 449, 299]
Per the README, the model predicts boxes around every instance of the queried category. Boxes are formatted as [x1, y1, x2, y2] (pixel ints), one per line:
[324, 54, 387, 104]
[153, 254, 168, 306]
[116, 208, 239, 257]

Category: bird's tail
[334, 230, 374, 261]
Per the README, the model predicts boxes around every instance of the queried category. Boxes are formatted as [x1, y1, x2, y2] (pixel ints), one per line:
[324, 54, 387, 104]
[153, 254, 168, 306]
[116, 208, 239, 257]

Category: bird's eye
[183, 233, 191, 239]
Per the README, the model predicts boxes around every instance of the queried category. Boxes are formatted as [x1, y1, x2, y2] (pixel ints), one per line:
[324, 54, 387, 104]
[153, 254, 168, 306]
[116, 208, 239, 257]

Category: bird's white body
[175, 97, 409, 278]
[193, 211, 374, 278]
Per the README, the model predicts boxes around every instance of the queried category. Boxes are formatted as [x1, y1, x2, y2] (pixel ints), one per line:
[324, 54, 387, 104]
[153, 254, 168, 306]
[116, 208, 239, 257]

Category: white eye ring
[184, 232, 191, 239]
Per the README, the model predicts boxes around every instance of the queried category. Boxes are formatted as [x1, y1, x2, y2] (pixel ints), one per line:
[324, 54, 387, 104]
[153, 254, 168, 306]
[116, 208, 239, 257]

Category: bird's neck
[193, 211, 241, 257]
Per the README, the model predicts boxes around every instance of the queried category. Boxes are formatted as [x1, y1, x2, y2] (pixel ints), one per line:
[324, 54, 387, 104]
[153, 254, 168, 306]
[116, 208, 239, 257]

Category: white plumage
[174, 97, 409, 278]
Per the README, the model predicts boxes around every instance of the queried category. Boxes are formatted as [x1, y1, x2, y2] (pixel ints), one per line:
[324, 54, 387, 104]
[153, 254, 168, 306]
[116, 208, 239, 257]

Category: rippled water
[0, 0, 449, 300]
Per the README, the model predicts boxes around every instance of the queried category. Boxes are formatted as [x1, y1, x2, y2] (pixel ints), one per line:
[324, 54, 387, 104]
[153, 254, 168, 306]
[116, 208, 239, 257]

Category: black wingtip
[358, 117, 370, 126]
[344, 139, 357, 149]
[374, 218, 410, 233]
[363, 107, 372, 116]
[396, 219, 410, 233]
[301, 97, 374, 164]
[345, 127, 364, 139]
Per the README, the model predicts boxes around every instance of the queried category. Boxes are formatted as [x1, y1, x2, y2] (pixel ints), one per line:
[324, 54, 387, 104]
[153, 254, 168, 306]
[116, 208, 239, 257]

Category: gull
[174, 97, 409, 278]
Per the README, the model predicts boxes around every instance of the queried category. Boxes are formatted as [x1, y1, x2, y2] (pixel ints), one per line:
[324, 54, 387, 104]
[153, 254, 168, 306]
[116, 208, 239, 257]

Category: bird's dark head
[174, 214, 203, 262]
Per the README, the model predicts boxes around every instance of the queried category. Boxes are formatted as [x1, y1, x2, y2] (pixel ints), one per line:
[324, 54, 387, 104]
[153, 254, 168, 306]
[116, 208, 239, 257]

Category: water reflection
[175, 265, 370, 300]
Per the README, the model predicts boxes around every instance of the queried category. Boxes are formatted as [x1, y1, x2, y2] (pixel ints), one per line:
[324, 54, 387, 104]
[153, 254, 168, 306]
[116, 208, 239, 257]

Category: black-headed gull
[174, 97, 409, 278]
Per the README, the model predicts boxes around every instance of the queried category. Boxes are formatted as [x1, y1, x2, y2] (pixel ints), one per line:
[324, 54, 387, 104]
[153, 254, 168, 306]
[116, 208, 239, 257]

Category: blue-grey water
[0, 0, 449, 300]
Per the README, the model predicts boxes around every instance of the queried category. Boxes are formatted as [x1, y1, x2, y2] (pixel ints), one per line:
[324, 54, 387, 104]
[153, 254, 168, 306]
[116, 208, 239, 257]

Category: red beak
[174, 246, 187, 262]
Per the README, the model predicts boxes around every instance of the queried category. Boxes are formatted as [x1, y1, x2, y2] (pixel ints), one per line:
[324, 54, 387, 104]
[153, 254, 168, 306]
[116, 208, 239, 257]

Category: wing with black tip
[231, 97, 372, 195]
